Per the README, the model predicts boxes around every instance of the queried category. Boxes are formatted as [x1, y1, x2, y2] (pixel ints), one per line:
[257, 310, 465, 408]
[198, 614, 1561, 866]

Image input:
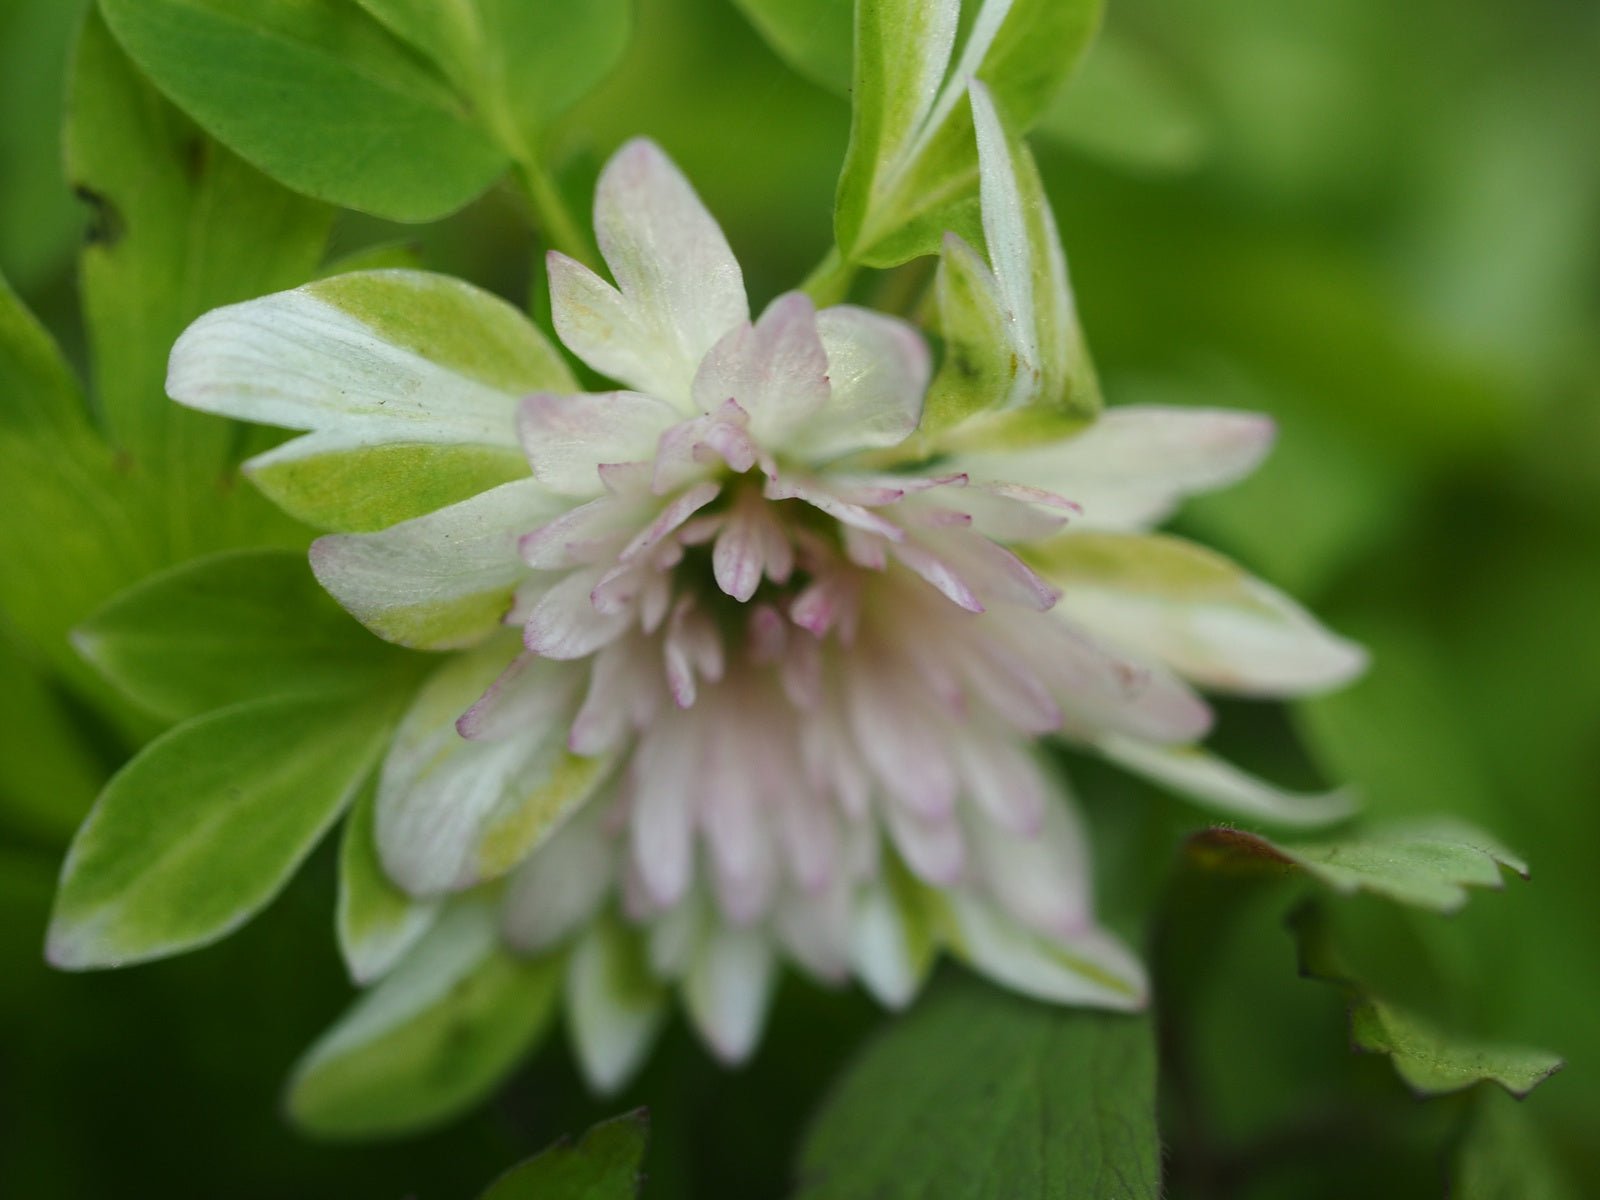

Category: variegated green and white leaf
[336, 776, 440, 986]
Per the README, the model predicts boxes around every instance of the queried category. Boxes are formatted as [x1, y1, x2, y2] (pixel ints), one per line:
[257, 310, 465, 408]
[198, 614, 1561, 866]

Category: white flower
[168, 137, 1364, 1089]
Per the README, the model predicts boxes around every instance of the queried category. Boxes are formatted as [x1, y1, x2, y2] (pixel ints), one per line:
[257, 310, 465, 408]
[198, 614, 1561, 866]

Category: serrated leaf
[797, 972, 1157, 1199]
[336, 776, 438, 986]
[46, 692, 396, 970]
[97, 0, 508, 222]
[1186, 820, 1528, 913]
[353, 0, 631, 165]
[1292, 903, 1563, 1099]
[479, 1109, 649, 1200]
[73, 548, 413, 722]
[835, 0, 1102, 267]
[287, 902, 561, 1139]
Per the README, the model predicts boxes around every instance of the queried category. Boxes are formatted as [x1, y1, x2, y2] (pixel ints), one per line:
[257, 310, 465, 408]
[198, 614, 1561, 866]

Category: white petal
[169, 273, 562, 447]
[850, 880, 935, 1009]
[1100, 736, 1359, 828]
[692, 291, 830, 447]
[1037, 532, 1369, 696]
[376, 644, 603, 895]
[501, 801, 618, 952]
[566, 920, 667, 1094]
[965, 789, 1093, 941]
[791, 306, 929, 461]
[311, 478, 562, 649]
[523, 567, 633, 660]
[946, 895, 1148, 1011]
[628, 719, 700, 909]
[950, 405, 1275, 530]
[554, 139, 749, 401]
[712, 490, 794, 602]
[518, 390, 681, 497]
[684, 924, 777, 1064]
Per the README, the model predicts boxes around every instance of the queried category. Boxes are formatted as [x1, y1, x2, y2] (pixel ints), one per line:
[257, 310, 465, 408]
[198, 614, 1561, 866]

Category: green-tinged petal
[1100, 736, 1356, 829]
[943, 893, 1148, 1011]
[310, 479, 562, 650]
[249, 436, 532, 534]
[566, 916, 668, 1094]
[168, 269, 572, 454]
[1029, 531, 1367, 696]
[377, 641, 611, 896]
[336, 776, 439, 986]
[47, 692, 395, 970]
[73, 548, 412, 722]
[287, 901, 561, 1139]
[849, 875, 937, 1010]
[1187, 819, 1530, 914]
[948, 404, 1275, 530]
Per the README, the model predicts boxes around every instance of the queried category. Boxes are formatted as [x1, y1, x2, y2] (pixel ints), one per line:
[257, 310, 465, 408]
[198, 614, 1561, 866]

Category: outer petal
[311, 478, 566, 649]
[375, 644, 608, 896]
[517, 390, 681, 497]
[1031, 531, 1368, 696]
[790, 306, 929, 462]
[691, 291, 830, 448]
[551, 139, 748, 401]
[849, 879, 936, 1010]
[684, 924, 778, 1064]
[501, 801, 617, 952]
[948, 405, 1274, 530]
[944, 895, 1147, 1011]
[565, 919, 668, 1094]
[1099, 736, 1358, 829]
[169, 270, 571, 448]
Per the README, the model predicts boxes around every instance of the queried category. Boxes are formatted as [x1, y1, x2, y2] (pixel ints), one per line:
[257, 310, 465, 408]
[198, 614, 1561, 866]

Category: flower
[167, 137, 1364, 1090]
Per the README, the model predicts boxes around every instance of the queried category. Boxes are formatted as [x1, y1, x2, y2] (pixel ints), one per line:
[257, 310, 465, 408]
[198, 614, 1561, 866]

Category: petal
[965, 789, 1093, 941]
[691, 291, 830, 447]
[501, 801, 618, 952]
[849, 880, 936, 1009]
[945, 896, 1148, 1011]
[791, 305, 929, 461]
[713, 490, 795, 602]
[1032, 532, 1369, 696]
[518, 390, 681, 496]
[1100, 736, 1359, 828]
[523, 567, 633, 660]
[684, 924, 777, 1064]
[169, 270, 570, 446]
[311, 478, 563, 649]
[628, 718, 700, 909]
[949, 405, 1275, 530]
[375, 644, 607, 895]
[566, 919, 668, 1094]
[553, 139, 749, 401]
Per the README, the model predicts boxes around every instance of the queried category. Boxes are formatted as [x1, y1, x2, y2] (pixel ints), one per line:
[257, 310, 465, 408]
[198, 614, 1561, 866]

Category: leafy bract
[835, 0, 1102, 267]
[97, 0, 506, 222]
[287, 902, 561, 1139]
[337, 778, 439, 986]
[46, 693, 395, 970]
[920, 82, 1099, 447]
[479, 1110, 649, 1200]
[1293, 904, 1562, 1098]
[1187, 820, 1528, 914]
[73, 548, 410, 722]
[797, 973, 1157, 1199]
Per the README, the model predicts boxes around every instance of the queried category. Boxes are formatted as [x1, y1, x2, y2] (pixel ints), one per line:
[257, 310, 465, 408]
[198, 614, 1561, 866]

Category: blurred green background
[2, 0, 1596, 1195]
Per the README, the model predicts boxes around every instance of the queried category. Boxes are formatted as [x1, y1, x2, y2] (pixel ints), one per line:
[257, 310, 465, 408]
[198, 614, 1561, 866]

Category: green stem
[512, 157, 593, 266]
[800, 245, 860, 306]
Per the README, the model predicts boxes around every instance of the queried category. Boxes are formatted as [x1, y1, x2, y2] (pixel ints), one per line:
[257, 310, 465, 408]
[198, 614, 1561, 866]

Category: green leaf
[1186, 820, 1528, 914]
[731, 0, 853, 94]
[287, 901, 561, 1139]
[46, 692, 396, 969]
[336, 775, 439, 986]
[1293, 903, 1563, 1099]
[74, 548, 413, 722]
[835, 0, 1102, 266]
[70, 7, 332, 490]
[0, 638, 106, 844]
[479, 1110, 649, 1200]
[97, 0, 509, 222]
[352, 0, 631, 161]
[797, 972, 1158, 1199]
